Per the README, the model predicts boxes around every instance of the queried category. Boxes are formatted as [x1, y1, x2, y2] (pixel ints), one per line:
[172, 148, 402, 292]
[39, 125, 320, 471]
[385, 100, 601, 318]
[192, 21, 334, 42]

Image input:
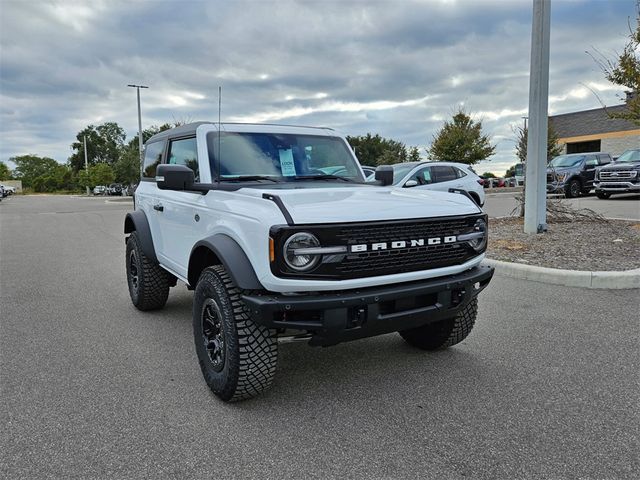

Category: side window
[455, 167, 467, 178]
[142, 141, 164, 179]
[168, 137, 199, 181]
[597, 154, 611, 165]
[410, 167, 433, 185]
[585, 155, 598, 167]
[432, 165, 458, 183]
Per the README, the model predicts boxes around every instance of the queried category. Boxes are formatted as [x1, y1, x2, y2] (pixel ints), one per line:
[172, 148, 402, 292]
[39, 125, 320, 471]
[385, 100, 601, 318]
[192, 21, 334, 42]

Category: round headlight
[468, 218, 487, 252]
[283, 232, 321, 272]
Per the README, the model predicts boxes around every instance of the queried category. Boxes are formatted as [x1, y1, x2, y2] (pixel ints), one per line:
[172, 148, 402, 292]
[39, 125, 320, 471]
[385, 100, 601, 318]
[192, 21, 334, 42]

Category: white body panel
[136, 123, 486, 294]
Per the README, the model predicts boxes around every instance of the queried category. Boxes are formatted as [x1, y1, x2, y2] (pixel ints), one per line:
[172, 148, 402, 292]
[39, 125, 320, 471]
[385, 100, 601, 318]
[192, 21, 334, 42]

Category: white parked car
[384, 162, 485, 207]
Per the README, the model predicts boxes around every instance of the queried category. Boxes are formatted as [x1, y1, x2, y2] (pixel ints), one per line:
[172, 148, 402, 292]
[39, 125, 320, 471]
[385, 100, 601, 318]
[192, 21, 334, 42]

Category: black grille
[547, 173, 554, 183]
[333, 217, 476, 278]
[271, 215, 484, 280]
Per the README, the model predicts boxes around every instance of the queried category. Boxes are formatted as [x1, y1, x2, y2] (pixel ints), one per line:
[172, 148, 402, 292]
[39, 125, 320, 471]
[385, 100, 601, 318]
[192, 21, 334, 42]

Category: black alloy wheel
[201, 298, 226, 372]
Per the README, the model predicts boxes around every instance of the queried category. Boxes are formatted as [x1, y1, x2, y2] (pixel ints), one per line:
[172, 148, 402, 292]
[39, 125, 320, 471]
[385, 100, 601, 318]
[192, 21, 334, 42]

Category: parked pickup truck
[124, 122, 494, 401]
[593, 148, 640, 199]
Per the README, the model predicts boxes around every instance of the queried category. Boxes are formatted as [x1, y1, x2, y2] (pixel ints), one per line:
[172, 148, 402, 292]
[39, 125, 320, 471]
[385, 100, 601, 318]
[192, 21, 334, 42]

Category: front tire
[399, 298, 478, 350]
[126, 231, 170, 311]
[193, 265, 277, 402]
[565, 179, 581, 198]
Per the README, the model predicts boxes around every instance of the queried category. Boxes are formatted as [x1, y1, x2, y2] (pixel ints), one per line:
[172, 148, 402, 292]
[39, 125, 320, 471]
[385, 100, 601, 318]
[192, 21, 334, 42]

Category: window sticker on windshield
[279, 149, 296, 176]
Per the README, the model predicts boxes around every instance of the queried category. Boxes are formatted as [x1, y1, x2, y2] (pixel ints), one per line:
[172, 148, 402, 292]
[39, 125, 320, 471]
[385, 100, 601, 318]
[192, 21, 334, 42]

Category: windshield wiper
[293, 174, 356, 183]
[224, 176, 280, 182]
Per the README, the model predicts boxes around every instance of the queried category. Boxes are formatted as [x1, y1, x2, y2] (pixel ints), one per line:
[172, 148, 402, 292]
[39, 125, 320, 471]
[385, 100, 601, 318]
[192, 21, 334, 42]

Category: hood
[599, 161, 640, 171]
[238, 185, 481, 224]
[546, 166, 576, 175]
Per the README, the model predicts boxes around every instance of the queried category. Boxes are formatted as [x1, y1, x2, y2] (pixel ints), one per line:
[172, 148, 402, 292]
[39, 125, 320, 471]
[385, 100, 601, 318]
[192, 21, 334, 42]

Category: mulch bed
[487, 217, 640, 271]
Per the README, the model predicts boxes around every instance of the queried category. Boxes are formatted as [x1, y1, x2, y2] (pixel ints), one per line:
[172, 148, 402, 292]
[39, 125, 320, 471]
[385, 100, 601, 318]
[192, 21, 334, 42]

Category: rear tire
[399, 298, 478, 350]
[193, 265, 277, 402]
[125, 231, 170, 311]
[596, 191, 611, 199]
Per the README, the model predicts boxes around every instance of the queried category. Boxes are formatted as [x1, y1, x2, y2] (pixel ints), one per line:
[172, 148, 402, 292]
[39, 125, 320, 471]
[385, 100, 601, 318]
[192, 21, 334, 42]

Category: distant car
[93, 185, 106, 195]
[107, 183, 123, 196]
[593, 148, 640, 199]
[0, 184, 15, 195]
[0, 185, 4, 200]
[546, 152, 612, 198]
[385, 161, 485, 206]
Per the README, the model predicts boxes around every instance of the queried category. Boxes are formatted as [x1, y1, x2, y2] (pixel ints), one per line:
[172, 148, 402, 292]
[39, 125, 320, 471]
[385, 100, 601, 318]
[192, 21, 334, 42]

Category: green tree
[514, 124, 564, 163]
[68, 122, 126, 172]
[0, 161, 11, 180]
[32, 164, 76, 192]
[10, 155, 59, 188]
[590, 4, 639, 125]
[481, 172, 496, 178]
[90, 163, 115, 186]
[346, 133, 408, 166]
[427, 109, 496, 164]
[505, 165, 516, 178]
[408, 146, 421, 162]
[114, 148, 140, 185]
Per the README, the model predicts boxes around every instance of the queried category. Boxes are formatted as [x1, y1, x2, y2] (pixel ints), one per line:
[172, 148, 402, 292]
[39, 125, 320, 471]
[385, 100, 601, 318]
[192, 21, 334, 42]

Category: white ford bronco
[124, 122, 494, 401]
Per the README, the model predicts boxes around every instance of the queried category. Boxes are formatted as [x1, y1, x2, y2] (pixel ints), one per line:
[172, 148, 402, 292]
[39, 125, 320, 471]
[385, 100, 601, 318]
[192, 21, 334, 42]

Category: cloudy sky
[1, 0, 635, 175]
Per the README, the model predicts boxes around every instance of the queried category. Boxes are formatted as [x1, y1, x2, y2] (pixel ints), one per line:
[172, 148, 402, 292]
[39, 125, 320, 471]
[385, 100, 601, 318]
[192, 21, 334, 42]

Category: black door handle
[153, 204, 164, 212]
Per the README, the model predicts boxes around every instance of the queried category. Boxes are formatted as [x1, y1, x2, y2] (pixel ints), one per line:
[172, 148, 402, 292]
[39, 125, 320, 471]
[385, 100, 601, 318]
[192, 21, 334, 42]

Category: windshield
[207, 132, 364, 182]
[615, 149, 640, 163]
[549, 155, 584, 168]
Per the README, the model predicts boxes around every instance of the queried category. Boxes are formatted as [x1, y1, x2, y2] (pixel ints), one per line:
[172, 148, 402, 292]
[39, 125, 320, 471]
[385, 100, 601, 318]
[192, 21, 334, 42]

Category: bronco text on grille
[270, 214, 486, 280]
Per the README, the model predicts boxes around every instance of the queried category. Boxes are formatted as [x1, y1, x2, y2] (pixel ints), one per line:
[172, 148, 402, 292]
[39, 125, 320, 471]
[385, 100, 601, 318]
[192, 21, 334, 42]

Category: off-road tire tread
[195, 266, 277, 402]
[126, 231, 170, 311]
[399, 298, 478, 350]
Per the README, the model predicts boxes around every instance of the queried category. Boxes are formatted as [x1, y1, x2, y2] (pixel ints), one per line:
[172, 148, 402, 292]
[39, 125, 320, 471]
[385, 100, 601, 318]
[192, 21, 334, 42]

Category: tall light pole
[127, 84, 148, 165]
[83, 135, 89, 196]
[524, 0, 550, 234]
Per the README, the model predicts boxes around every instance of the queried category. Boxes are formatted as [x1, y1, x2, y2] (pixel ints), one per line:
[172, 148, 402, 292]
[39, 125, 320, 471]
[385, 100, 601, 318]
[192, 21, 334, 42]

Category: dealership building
[549, 95, 639, 157]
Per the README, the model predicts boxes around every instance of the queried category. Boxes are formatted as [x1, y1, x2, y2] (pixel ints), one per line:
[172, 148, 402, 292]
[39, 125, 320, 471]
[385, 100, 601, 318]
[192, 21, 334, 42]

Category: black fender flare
[188, 234, 263, 290]
[124, 210, 158, 263]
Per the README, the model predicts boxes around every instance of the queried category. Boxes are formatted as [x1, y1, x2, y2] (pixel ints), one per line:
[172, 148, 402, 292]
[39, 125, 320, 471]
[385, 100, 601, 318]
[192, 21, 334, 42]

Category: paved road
[2, 196, 639, 479]
[484, 191, 640, 220]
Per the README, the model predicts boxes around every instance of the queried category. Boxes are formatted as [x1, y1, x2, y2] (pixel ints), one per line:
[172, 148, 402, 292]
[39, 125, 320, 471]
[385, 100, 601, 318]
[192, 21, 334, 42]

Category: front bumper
[242, 265, 494, 346]
[594, 181, 640, 193]
[546, 182, 566, 193]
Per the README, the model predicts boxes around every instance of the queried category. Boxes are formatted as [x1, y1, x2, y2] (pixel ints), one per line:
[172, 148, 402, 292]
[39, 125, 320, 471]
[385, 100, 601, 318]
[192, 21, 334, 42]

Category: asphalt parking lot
[483, 191, 640, 220]
[1, 195, 639, 479]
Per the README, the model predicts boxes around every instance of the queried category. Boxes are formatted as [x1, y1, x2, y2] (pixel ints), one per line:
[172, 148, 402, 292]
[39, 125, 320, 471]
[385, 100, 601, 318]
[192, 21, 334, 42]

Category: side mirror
[375, 165, 394, 186]
[404, 179, 418, 188]
[156, 164, 195, 191]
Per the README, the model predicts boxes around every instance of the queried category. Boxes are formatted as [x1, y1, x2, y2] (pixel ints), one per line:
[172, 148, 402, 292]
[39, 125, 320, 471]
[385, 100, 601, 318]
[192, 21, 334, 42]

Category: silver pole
[127, 84, 149, 167]
[524, 0, 550, 234]
[84, 135, 89, 196]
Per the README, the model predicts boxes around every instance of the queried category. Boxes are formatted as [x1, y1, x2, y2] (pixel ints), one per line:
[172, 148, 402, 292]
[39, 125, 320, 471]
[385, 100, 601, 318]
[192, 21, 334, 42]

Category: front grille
[547, 173, 555, 183]
[332, 217, 477, 278]
[599, 171, 636, 181]
[271, 215, 485, 280]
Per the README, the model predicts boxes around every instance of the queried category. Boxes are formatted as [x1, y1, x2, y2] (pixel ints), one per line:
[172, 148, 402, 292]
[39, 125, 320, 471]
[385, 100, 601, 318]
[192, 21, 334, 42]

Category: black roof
[145, 121, 335, 144]
[549, 104, 637, 138]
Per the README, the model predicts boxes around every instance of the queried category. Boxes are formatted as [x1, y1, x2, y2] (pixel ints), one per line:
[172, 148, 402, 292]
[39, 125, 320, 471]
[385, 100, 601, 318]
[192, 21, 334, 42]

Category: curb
[483, 258, 640, 290]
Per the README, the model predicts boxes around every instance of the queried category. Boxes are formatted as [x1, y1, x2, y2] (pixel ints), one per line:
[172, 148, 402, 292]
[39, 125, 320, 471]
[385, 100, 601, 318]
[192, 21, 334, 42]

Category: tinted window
[410, 167, 433, 185]
[142, 141, 164, 178]
[585, 155, 598, 167]
[168, 137, 199, 181]
[597, 154, 611, 165]
[432, 165, 458, 183]
[455, 167, 467, 178]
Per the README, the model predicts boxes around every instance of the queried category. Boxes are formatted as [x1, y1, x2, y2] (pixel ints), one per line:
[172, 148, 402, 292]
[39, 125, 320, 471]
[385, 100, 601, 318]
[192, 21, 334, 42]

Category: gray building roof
[549, 104, 637, 138]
